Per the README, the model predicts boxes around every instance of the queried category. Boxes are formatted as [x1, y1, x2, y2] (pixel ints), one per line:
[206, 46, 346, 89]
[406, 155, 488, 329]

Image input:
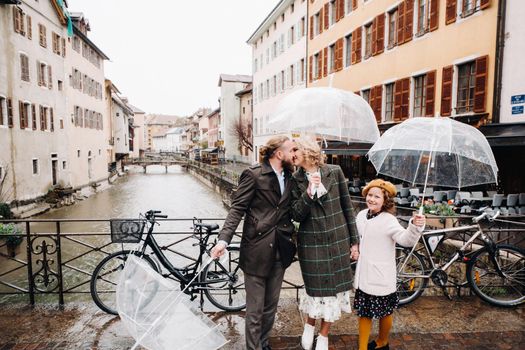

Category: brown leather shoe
[368, 341, 390, 350]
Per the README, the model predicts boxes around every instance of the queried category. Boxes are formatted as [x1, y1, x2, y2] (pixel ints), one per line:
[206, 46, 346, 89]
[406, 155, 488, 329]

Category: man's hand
[210, 241, 227, 259]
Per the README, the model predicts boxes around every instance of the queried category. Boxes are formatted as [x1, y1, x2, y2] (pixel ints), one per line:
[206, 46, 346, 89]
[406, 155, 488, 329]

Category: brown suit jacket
[218, 161, 295, 277]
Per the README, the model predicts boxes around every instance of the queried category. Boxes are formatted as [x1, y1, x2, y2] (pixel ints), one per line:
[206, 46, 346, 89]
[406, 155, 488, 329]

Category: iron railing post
[56, 221, 64, 307]
[25, 221, 34, 306]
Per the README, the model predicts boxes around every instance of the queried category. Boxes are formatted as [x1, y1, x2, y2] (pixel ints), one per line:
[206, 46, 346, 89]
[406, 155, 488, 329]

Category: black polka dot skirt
[353, 288, 399, 319]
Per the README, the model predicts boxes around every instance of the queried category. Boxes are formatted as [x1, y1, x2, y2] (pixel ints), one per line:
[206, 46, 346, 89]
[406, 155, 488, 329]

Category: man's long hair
[259, 135, 290, 164]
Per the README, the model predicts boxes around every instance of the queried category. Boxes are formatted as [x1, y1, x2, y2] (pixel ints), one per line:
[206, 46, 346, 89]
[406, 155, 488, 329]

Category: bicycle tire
[396, 246, 428, 305]
[202, 247, 246, 312]
[90, 250, 159, 315]
[467, 244, 525, 307]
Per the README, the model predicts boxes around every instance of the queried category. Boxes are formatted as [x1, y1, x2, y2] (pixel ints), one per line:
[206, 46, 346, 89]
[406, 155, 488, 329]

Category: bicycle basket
[110, 219, 145, 243]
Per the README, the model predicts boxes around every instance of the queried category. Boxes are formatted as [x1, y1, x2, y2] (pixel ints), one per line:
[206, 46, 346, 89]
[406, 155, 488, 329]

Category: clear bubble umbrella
[267, 87, 380, 143]
[367, 117, 498, 212]
[116, 254, 229, 350]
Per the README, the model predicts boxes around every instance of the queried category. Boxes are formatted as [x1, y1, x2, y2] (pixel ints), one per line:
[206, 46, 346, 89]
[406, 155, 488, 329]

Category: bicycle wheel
[202, 247, 246, 311]
[396, 246, 428, 305]
[467, 244, 525, 307]
[90, 250, 159, 315]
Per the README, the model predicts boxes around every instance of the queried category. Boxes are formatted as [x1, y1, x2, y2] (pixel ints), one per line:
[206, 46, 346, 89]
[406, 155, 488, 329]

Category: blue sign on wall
[511, 94, 525, 104]
[512, 106, 524, 115]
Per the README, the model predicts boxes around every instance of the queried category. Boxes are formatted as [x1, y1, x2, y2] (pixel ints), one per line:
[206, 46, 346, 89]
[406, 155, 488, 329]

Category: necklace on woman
[366, 210, 381, 220]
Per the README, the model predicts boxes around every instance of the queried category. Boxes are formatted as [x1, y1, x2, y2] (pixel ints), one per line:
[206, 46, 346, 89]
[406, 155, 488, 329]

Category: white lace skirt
[298, 290, 352, 322]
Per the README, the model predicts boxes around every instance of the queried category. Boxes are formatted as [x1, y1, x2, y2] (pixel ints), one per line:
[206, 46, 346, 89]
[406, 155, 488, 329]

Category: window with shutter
[456, 61, 476, 114]
[61, 38, 66, 57]
[364, 23, 373, 58]
[474, 55, 488, 113]
[441, 65, 453, 116]
[309, 55, 313, 82]
[38, 24, 47, 48]
[329, 44, 336, 73]
[50, 108, 54, 132]
[20, 54, 30, 82]
[0, 97, 6, 126]
[384, 83, 395, 121]
[13, 7, 25, 36]
[27, 16, 32, 40]
[39, 105, 45, 130]
[7, 99, 14, 128]
[19, 101, 25, 129]
[345, 33, 352, 67]
[48, 66, 53, 89]
[371, 18, 378, 57]
[32, 104, 37, 130]
[316, 52, 322, 79]
[413, 74, 427, 118]
[446, 0, 457, 24]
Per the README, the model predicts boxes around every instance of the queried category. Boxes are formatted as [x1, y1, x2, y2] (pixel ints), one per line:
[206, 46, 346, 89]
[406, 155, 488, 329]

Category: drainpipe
[306, 0, 309, 88]
[492, 0, 507, 124]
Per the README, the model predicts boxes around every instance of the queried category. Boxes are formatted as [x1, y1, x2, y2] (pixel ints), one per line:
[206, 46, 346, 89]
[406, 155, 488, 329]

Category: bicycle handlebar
[472, 209, 500, 223]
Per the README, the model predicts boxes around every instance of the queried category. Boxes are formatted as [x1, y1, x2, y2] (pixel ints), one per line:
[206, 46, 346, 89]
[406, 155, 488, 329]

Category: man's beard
[282, 158, 295, 173]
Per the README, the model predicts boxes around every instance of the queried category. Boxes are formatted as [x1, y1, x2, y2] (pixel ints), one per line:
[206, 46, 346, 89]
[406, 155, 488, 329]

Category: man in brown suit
[211, 135, 296, 350]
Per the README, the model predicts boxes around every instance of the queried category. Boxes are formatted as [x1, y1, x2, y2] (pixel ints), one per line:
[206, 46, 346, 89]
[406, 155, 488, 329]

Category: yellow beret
[362, 179, 397, 197]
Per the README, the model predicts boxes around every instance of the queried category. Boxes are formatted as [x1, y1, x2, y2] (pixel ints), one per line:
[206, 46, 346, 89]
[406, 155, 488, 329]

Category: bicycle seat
[194, 222, 220, 231]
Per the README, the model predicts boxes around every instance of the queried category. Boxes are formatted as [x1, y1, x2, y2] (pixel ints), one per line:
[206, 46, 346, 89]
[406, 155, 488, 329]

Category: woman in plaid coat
[291, 137, 359, 350]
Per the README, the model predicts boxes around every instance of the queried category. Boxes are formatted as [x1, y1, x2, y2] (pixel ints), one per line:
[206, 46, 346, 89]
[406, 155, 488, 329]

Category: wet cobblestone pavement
[0, 296, 523, 349]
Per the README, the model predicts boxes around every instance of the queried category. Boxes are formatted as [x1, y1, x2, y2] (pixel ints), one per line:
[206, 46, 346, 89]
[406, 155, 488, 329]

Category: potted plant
[419, 200, 458, 229]
[0, 223, 23, 257]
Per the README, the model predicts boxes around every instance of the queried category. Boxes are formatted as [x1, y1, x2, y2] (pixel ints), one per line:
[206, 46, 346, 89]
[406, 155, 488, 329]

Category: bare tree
[230, 118, 253, 152]
[0, 164, 14, 204]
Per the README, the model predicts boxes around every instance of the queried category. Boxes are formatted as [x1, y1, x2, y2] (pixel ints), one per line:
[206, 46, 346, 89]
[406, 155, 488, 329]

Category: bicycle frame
[399, 222, 497, 278]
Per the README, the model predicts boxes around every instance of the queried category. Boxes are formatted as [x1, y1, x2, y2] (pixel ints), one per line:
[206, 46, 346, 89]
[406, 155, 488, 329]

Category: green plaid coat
[291, 164, 359, 297]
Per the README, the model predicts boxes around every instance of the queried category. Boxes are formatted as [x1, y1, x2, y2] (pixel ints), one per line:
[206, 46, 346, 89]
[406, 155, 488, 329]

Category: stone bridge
[123, 157, 188, 172]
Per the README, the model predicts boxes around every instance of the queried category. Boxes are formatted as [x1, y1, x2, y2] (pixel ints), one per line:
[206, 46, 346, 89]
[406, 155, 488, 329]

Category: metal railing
[0, 218, 303, 308]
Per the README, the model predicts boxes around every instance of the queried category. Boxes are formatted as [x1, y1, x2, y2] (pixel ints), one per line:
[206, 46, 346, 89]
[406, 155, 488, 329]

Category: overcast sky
[67, 0, 279, 116]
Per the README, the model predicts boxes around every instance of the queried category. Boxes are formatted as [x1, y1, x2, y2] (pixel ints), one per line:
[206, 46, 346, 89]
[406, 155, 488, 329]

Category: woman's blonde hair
[259, 135, 290, 163]
[295, 137, 325, 167]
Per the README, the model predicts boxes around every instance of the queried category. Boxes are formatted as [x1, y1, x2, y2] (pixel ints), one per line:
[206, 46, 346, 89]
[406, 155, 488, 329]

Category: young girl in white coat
[353, 179, 426, 350]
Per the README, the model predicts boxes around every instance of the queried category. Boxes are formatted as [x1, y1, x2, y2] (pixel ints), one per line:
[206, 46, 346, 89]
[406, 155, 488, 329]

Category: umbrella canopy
[367, 117, 498, 189]
[267, 87, 380, 143]
[116, 255, 228, 350]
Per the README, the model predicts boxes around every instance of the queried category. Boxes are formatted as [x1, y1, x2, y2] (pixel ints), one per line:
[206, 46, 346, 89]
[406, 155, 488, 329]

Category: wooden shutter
[480, 0, 491, 10]
[37, 61, 42, 86]
[310, 16, 314, 39]
[317, 53, 322, 79]
[474, 56, 488, 113]
[397, 1, 405, 45]
[7, 99, 13, 127]
[352, 27, 362, 64]
[19, 101, 26, 129]
[309, 55, 313, 82]
[27, 16, 32, 40]
[372, 85, 383, 122]
[335, 37, 344, 71]
[50, 108, 54, 132]
[401, 78, 410, 120]
[13, 7, 19, 33]
[441, 65, 453, 116]
[61, 38, 66, 57]
[337, 0, 344, 21]
[429, 0, 439, 32]
[324, 3, 329, 30]
[352, 0, 358, 10]
[323, 47, 328, 77]
[48, 65, 53, 89]
[446, 0, 457, 25]
[376, 13, 385, 55]
[404, 0, 414, 43]
[319, 7, 324, 34]
[32, 104, 37, 130]
[425, 70, 436, 117]
[394, 80, 403, 121]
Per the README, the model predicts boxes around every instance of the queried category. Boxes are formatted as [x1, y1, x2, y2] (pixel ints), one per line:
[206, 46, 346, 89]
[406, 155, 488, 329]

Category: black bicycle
[90, 210, 245, 315]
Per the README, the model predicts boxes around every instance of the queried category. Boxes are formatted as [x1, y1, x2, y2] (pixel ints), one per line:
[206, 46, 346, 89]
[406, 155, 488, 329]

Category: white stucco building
[247, 0, 307, 162]
[66, 13, 109, 187]
[128, 103, 146, 159]
[0, 0, 70, 202]
[218, 74, 252, 161]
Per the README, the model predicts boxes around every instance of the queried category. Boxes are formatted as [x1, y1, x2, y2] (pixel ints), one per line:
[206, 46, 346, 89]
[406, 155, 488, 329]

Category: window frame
[384, 83, 395, 122]
[455, 60, 476, 114]
[413, 74, 427, 118]
[387, 8, 398, 49]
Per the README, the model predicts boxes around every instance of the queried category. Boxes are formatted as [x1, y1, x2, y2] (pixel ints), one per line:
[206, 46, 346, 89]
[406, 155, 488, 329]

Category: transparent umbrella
[267, 87, 380, 143]
[367, 117, 498, 210]
[116, 254, 229, 350]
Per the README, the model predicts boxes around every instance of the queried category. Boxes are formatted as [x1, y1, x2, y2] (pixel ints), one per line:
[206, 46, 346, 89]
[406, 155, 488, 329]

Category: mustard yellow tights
[358, 315, 393, 350]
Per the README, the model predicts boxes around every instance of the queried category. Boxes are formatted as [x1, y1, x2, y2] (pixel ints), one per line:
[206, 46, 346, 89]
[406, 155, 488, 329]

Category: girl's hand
[350, 244, 359, 260]
[413, 214, 426, 227]
[308, 172, 321, 187]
